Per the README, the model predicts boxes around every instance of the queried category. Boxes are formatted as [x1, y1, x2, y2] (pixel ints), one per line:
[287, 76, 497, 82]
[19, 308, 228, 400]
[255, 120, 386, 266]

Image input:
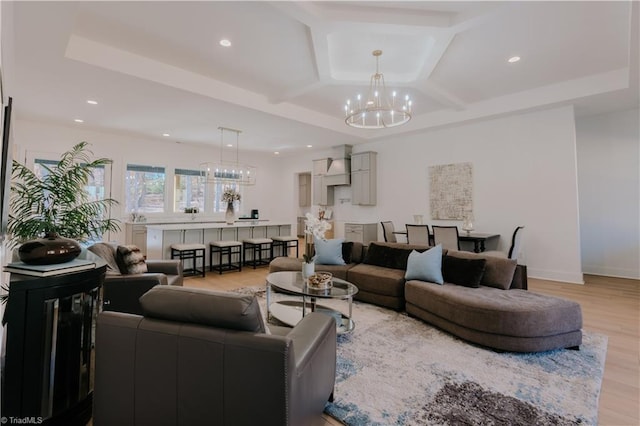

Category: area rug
[236, 286, 608, 425]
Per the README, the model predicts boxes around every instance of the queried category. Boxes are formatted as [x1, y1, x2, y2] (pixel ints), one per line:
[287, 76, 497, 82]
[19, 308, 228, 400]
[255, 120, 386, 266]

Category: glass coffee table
[266, 271, 359, 334]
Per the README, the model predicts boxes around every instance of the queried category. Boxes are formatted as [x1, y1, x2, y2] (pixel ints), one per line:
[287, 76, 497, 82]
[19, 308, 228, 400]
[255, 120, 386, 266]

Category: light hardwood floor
[185, 268, 639, 426]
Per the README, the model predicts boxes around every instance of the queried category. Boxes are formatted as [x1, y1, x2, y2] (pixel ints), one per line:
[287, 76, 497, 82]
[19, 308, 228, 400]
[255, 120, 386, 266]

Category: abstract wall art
[429, 162, 473, 220]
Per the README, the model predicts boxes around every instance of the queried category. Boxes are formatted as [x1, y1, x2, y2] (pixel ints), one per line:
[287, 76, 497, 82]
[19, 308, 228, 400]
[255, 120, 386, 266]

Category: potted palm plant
[8, 141, 120, 264]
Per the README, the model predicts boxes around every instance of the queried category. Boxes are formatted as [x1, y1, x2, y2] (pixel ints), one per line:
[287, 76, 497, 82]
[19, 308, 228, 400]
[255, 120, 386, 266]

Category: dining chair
[485, 226, 525, 260]
[405, 224, 430, 245]
[432, 226, 460, 251]
[380, 221, 397, 243]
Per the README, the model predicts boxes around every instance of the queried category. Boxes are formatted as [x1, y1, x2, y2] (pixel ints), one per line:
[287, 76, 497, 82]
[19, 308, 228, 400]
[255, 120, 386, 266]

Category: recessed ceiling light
[162, 133, 170, 137]
[306, 145, 312, 148]
[86, 100, 98, 105]
[74, 119, 84, 123]
[274, 151, 280, 155]
[219, 39, 231, 47]
[226, 144, 233, 147]
[508, 56, 521, 63]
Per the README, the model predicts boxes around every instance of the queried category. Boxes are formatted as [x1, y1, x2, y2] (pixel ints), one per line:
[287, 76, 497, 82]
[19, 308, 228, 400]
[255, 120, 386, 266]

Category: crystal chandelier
[201, 127, 256, 186]
[344, 50, 412, 129]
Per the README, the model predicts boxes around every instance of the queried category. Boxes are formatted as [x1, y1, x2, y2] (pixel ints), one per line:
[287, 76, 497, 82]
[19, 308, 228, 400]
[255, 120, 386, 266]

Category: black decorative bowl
[18, 233, 82, 265]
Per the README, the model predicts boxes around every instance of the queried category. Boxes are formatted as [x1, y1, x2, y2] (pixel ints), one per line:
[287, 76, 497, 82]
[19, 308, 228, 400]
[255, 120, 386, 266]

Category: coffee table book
[4, 258, 96, 277]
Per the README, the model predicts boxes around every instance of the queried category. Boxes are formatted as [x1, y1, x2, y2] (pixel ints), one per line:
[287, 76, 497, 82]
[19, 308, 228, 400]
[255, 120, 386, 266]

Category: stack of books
[4, 258, 96, 277]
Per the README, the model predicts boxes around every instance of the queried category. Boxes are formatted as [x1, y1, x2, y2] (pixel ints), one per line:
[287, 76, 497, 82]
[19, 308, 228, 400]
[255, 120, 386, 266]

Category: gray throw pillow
[447, 251, 517, 289]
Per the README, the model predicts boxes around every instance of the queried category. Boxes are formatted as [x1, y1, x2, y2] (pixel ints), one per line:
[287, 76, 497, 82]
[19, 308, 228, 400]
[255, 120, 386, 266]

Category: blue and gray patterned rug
[250, 287, 607, 425]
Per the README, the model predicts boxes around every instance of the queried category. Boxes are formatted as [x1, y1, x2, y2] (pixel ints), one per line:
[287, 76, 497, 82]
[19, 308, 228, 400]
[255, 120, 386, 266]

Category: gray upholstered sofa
[269, 241, 582, 353]
[94, 286, 336, 426]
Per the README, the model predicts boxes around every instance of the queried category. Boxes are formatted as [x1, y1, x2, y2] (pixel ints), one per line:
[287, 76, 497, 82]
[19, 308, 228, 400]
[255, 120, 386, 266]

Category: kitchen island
[145, 221, 293, 263]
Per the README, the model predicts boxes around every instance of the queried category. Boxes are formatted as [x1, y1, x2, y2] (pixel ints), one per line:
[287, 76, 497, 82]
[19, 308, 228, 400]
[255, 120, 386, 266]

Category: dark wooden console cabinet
[2, 263, 106, 425]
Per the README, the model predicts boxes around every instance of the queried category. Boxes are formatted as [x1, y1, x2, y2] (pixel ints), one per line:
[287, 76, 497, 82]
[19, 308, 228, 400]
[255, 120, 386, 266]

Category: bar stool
[170, 243, 206, 277]
[242, 238, 273, 269]
[209, 240, 242, 274]
[271, 235, 299, 258]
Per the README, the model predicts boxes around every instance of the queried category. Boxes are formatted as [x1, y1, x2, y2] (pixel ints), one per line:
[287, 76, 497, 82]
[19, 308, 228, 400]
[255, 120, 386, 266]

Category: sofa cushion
[443, 255, 486, 288]
[447, 251, 517, 290]
[269, 257, 353, 280]
[347, 263, 407, 297]
[88, 242, 122, 276]
[314, 238, 345, 265]
[363, 242, 428, 270]
[140, 286, 266, 333]
[116, 245, 148, 275]
[404, 280, 582, 338]
[404, 245, 444, 284]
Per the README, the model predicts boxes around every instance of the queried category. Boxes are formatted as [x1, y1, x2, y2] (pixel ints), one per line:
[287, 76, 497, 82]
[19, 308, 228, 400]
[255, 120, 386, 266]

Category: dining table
[458, 232, 500, 253]
[391, 229, 499, 253]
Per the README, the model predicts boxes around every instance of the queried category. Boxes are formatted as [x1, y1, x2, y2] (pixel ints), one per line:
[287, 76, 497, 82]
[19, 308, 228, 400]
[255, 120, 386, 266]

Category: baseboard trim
[581, 265, 640, 280]
[527, 268, 584, 284]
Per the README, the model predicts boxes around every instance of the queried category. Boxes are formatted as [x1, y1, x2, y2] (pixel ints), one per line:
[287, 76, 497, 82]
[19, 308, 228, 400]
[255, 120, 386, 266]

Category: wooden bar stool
[271, 235, 299, 258]
[209, 241, 242, 274]
[242, 238, 273, 269]
[170, 243, 206, 277]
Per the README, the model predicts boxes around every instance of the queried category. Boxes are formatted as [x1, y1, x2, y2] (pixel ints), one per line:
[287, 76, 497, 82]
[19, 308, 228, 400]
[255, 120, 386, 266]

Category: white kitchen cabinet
[125, 223, 148, 255]
[344, 223, 378, 245]
[351, 152, 377, 206]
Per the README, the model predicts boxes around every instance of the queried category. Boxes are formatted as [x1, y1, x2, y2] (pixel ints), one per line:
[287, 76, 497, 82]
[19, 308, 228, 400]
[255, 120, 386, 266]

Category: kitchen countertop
[145, 221, 291, 231]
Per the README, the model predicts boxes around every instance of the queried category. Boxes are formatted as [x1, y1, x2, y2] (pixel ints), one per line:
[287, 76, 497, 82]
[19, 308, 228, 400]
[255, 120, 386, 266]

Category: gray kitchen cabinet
[312, 158, 334, 206]
[351, 151, 377, 206]
[298, 173, 311, 207]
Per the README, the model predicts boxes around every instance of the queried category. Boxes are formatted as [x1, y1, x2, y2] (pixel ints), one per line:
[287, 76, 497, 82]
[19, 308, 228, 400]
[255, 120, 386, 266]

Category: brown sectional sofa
[268, 241, 583, 353]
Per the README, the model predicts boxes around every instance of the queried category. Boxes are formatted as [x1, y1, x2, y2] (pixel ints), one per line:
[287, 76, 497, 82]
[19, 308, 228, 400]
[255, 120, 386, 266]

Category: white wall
[14, 105, 589, 283]
[576, 108, 640, 279]
[278, 106, 585, 283]
[13, 119, 289, 243]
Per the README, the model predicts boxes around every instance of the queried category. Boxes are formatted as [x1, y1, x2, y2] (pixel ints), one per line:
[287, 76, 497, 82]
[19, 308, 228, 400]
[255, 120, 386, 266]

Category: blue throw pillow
[314, 238, 346, 265]
[404, 245, 444, 284]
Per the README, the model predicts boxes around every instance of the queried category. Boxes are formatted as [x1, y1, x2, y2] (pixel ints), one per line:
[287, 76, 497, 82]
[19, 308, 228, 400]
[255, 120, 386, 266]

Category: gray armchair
[93, 286, 337, 426]
[88, 242, 183, 315]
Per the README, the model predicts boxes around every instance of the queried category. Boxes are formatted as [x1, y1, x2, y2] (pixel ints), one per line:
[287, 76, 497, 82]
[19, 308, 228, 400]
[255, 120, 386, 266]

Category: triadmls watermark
[0, 417, 44, 425]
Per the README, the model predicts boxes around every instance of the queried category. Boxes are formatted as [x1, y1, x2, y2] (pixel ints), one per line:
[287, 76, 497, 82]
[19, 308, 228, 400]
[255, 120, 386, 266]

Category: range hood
[324, 144, 352, 186]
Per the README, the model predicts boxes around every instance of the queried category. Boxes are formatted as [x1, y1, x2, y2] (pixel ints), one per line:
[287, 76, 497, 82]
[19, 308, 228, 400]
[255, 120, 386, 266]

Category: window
[174, 168, 205, 212]
[212, 182, 241, 213]
[34, 159, 107, 203]
[125, 164, 165, 213]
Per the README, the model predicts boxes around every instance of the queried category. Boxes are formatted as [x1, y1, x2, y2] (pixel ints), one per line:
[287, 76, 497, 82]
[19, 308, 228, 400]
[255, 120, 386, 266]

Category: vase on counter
[225, 202, 235, 225]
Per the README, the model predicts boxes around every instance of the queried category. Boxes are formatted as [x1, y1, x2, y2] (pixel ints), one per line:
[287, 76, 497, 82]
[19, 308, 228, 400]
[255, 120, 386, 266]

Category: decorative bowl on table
[307, 272, 333, 289]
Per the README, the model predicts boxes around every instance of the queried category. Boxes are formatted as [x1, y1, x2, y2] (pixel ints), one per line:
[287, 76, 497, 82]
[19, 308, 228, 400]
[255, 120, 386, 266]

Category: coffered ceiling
[2, 1, 638, 154]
